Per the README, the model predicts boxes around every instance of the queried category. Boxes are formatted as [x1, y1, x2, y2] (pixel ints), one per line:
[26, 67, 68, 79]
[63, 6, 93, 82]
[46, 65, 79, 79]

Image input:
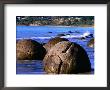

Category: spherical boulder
[43, 37, 69, 52]
[16, 39, 46, 60]
[43, 41, 91, 74]
[87, 38, 94, 48]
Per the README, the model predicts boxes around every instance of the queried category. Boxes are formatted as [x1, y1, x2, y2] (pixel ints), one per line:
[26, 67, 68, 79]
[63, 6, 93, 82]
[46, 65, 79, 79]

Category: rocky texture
[43, 37, 69, 52]
[16, 39, 46, 60]
[87, 38, 94, 48]
[43, 41, 91, 74]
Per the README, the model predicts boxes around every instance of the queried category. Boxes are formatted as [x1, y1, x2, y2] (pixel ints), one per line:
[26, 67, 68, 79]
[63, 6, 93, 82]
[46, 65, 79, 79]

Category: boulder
[16, 39, 46, 60]
[43, 41, 91, 74]
[43, 37, 69, 52]
[87, 38, 94, 48]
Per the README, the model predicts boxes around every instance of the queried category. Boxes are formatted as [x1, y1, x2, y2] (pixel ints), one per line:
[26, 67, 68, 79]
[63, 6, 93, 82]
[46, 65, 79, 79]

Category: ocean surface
[16, 26, 94, 74]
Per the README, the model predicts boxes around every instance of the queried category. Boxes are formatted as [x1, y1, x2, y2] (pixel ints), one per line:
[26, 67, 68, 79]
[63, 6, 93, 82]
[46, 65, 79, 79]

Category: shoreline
[17, 25, 94, 28]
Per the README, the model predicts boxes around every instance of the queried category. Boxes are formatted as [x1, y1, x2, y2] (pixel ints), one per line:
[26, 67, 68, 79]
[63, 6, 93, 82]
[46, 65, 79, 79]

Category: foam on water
[17, 31, 92, 40]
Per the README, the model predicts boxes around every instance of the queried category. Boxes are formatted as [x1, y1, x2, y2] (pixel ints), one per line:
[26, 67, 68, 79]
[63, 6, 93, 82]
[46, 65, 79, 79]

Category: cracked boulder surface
[43, 41, 91, 74]
[16, 39, 46, 60]
[43, 37, 69, 52]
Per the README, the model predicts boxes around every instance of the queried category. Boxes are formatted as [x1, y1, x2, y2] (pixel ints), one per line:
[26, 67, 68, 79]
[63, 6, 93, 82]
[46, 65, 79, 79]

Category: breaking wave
[17, 31, 92, 40]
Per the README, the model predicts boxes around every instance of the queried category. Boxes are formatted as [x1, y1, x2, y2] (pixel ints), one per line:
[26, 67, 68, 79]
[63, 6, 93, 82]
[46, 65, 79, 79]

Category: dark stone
[68, 31, 73, 33]
[89, 34, 93, 37]
[66, 34, 70, 35]
[16, 39, 46, 60]
[43, 37, 69, 52]
[57, 34, 65, 37]
[79, 37, 86, 40]
[43, 41, 91, 74]
[48, 32, 52, 33]
[87, 38, 94, 48]
[85, 34, 94, 38]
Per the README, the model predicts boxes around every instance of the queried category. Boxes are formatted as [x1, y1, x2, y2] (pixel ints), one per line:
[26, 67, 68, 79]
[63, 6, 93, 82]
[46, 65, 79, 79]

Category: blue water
[16, 26, 94, 74]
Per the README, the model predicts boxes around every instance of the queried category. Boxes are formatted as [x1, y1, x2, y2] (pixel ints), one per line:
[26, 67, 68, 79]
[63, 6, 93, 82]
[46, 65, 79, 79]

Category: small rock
[57, 34, 65, 37]
[48, 32, 52, 33]
[79, 37, 86, 40]
[85, 34, 94, 38]
[68, 31, 73, 33]
[87, 38, 94, 48]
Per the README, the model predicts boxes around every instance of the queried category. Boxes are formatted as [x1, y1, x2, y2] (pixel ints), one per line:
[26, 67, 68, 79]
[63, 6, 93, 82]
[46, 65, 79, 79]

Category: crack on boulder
[57, 55, 63, 74]
[58, 60, 63, 74]
[62, 43, 72, 53]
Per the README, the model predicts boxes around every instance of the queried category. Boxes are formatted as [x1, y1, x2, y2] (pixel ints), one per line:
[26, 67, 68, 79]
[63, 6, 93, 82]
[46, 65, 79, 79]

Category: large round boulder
[87, 38, 94, 48]
[43, 37, 69, 52]
[43, 41, 91, 74]
[16, 39, 46, 60]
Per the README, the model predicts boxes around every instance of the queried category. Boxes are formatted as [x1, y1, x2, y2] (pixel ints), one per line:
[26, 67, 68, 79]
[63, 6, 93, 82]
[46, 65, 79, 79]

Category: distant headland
[16, 16, 94, 27]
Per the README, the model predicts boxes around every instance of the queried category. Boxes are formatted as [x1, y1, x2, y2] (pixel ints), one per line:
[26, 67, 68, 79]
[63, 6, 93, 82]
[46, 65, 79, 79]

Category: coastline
[17, 24, 94, 28]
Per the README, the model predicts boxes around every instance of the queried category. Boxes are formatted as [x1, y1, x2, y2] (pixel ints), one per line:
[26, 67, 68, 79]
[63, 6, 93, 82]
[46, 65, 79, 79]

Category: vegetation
[16, 16, 94, 26]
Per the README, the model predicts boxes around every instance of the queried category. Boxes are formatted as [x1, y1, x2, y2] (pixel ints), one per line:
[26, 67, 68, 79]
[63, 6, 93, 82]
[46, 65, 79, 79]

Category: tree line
[16, 16, 94, 26]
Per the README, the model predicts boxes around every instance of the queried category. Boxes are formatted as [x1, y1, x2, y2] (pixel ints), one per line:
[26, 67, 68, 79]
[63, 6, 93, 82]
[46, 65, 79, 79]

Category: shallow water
[16, 26, 94, 74]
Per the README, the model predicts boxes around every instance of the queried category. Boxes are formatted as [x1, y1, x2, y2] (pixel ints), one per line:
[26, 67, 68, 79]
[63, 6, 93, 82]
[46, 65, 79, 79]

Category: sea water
[16, 26, 94, 74]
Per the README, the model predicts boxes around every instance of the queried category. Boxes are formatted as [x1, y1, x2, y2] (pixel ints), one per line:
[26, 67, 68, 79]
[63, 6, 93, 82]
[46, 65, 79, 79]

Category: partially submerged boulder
[16, 39, 46, 60]
[43, 37, 69, 52]
[87, 38, 94, 48]
[43, 41, 91, 74]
